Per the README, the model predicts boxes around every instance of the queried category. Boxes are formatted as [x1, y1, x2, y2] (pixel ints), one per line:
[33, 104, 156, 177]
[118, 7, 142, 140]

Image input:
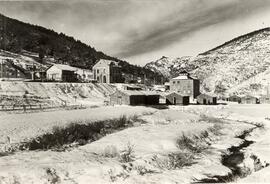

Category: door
[203, 99, 207, 105]
[173, 97, 177, 105]
[118, 96, 122, 105]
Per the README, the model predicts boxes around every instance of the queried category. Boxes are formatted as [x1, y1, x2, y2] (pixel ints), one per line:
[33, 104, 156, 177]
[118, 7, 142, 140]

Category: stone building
[92, 59, 123, 83]
[169, 71, 200, 102]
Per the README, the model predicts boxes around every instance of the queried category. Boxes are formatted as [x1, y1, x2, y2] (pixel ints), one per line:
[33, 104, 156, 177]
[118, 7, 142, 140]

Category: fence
[0, 104, 85, 112]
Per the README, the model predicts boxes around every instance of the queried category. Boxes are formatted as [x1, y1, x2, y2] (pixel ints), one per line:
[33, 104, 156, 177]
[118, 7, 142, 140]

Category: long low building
[109, 90, 160, 106]
[260, 95, 270, 104]
[166, 92, 189, 105]
[240, 95, 259, 104]
[197, 93, 217, 105]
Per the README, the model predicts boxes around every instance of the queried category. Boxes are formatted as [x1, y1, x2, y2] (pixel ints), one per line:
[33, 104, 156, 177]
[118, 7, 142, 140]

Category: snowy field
[0, 103, 269, 183]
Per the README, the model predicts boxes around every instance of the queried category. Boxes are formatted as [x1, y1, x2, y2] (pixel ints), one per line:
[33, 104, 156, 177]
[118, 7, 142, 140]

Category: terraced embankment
[0, 81, 116, 107]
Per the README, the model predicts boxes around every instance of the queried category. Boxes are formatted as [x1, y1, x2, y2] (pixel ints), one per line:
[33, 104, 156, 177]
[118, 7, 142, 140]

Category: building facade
[169, 71, 200, 102]
[240, 95, 259, 104]
[76, 69, 94, 82]
[92, 59, 123, 83]
[166, 92, 189, 105]
[110, 90, 160, 106]
[197, 94, 217, 105]
[260, 95, 270, 104]
[46, 64, 77, 82]
[228, 95, 241, 103]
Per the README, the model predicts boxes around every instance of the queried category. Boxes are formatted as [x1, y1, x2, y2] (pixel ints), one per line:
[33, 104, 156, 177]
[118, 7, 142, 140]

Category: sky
[1, 0, 270, 65]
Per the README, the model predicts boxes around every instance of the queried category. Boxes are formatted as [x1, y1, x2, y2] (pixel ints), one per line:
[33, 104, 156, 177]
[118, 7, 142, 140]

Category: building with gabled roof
[109, 90, 160, 106]
[197, 93, 217, 105]
[92, 59, 123, 83]
[46, 64, 78, 82]
[166, 92, 189, 105]
[260, 95, 270, 104]
[240, 95, 259, 104]
[228, 95, 241, 103]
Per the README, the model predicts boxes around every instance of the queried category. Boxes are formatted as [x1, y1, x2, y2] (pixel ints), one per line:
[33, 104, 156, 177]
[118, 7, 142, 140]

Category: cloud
[114, 0, 270, 58]
[0, 0, 270, 64]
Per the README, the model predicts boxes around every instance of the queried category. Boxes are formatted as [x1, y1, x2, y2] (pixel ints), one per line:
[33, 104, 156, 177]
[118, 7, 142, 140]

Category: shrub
[103, 145, 119, 158]
[152, 152, 195, 170]
[199, 115, 226, 124]
[19, 115, 137, 151]
[120, 142, 135, 163]
[176, 134, 206, 153]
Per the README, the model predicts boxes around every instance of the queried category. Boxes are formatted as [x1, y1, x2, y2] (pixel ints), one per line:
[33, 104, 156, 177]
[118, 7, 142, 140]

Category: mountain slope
[0, 13, 164, 83]
[145, 28, 270, 95]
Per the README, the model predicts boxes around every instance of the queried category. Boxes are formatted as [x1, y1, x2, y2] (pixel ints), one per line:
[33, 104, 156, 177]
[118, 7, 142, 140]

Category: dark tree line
[0, 14, 166, 84]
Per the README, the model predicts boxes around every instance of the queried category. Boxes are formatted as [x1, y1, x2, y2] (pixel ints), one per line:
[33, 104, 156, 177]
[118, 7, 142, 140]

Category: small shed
[109, 90, 160, 106]
[166, 92, 189, 105]
[228, 95, 241, 103]
[259, 95, 270, 104]
[240, 95, 259, 104]
[197, 94, 217, 105]
[260, 95, 270, 104]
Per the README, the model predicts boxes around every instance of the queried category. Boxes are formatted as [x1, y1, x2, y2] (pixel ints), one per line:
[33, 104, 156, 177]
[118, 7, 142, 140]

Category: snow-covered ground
[0, 106, 155, 149]
[0, 81, 116, 107]
[0, 103, 269, 183]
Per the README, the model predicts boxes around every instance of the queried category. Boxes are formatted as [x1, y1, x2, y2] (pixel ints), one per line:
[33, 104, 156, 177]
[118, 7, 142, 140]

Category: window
[177, 81, 180, 84]
[97, 69, 99, 74]
[173, 81, 175, 84]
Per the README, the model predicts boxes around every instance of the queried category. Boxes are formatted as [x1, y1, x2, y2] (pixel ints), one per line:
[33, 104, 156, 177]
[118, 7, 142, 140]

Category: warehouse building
[109, 90, 160, 106]
[228, 95, 241, 103]
[240, 95, 259, 104]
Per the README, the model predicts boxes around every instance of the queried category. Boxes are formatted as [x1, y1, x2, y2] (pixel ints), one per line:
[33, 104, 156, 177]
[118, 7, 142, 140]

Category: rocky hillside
[145, 28, 270, 96]
[0, 13, 164, 84]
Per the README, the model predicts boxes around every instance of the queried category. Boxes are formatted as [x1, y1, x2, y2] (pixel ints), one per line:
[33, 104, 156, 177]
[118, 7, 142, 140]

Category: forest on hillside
[0, 14, 165, 84]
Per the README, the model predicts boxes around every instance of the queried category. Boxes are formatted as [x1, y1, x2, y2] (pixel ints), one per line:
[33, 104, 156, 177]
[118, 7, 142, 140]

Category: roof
[172, 76, 191, 80]
[93, 59, 119, 67]
[197, 93, 216, 98]
[241, 95, 258, 99]
[166, 92, 188, 97]
[179, 70, 189, 74]
[260, 95, 270, 99]
[47, 64, 77, 71]
[229, 95, 241, 98]
[112, 90, 159, 96]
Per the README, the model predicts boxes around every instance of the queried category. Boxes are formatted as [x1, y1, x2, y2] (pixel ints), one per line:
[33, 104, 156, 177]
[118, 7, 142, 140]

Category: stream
[196, 126, 263, 183]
